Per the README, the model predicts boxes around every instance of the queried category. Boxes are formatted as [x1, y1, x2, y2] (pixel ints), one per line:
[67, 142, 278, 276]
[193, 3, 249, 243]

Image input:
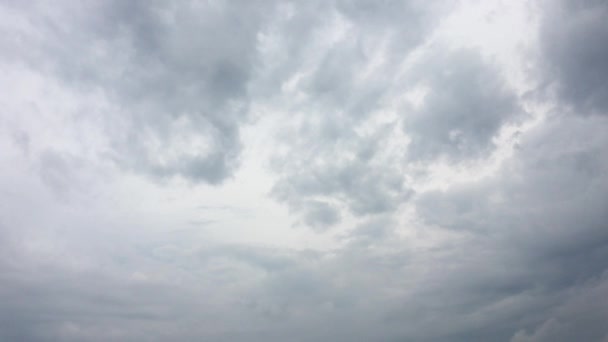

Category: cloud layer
[1, 0, 608, 341]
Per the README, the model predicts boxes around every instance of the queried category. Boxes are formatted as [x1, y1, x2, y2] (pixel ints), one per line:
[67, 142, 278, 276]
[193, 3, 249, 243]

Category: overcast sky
[1, 0, 608, 341]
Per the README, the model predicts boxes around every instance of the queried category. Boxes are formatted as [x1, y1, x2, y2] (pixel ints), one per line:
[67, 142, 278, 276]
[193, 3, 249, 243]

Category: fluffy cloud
[1, 0, 277, 184]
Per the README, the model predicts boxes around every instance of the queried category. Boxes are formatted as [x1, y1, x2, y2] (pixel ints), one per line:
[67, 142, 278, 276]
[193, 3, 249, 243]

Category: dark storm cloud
[539, 0, 608, 115]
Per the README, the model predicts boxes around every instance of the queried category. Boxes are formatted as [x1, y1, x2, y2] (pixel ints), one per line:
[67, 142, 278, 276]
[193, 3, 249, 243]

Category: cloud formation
[1, 0, 608, 341]
[539, 0, 608, 115]
[2, 0, 277, 184]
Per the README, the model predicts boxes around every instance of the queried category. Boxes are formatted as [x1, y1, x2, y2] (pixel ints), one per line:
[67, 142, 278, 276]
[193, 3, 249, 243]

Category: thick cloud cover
[539, 0, 608, 115]
[2, 0, 276, 184]
[1, 0, 608, 341]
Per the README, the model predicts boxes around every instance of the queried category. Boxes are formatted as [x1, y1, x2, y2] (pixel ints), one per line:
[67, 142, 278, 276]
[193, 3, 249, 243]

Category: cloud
[403, 48, 524, 160]
[413, 113, 608, 340]
[301, 200, 342, 232]
[269, 45, 523, 230]
[264, 1, 456, 229]
[1, 0, 608, 341]
[272, 142, 412, 226]
[539, 0, 608, 115]
[511, 274, 608, 342]
[1, 0, 277, 184]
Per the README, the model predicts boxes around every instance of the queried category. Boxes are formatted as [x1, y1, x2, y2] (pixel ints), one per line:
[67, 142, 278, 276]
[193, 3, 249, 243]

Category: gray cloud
[2, 0, 608, 341]
[539, 0, 608, 115]
[272, 138, 412, 225]
[301, 200, 342, 232]
[403, 48, 524, 160]
[511, 274, 608, 342]
[414, 113, 608, 340]
[270, 46, 522, 230]
[264, 1, 455, 228]
[1, 0, 277, 184]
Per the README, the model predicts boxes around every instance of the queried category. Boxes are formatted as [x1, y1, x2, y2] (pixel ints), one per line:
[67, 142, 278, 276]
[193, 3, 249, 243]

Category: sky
[1, 0, 608, 341]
